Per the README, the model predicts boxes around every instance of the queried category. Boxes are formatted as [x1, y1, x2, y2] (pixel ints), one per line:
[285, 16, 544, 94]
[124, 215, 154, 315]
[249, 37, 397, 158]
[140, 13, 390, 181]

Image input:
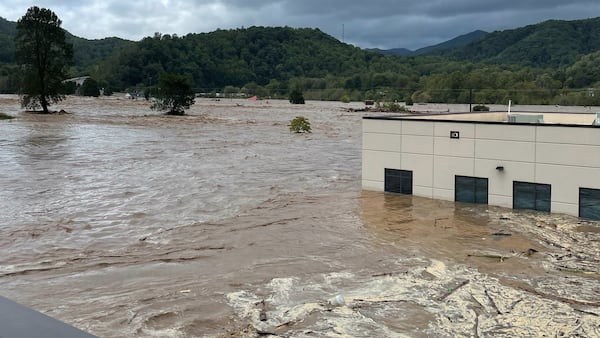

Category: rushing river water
[0, 96, 599, 337]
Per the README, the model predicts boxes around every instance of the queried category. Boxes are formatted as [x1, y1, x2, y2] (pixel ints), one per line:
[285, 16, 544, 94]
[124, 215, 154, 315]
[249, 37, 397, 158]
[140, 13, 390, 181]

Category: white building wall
[362, 119, 402, 191]
[362, 118, 600, 218]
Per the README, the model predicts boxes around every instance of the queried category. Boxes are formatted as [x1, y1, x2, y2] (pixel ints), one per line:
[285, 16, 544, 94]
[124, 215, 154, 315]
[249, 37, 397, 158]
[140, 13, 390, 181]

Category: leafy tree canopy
[150, 73, 195, 115]
[289, 85, 305, 104]
[15, 6, 72, 113]
[80, 77, 100, 97]
[289, 116, 311, 133]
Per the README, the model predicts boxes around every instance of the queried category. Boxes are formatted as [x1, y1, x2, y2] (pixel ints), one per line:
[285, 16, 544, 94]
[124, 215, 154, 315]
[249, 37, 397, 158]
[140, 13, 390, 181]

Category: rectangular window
[513, 181, 551, 212]
[385, 169, 413, 195]
[579, 188, 600, 220]
[455, 176, 488, 204]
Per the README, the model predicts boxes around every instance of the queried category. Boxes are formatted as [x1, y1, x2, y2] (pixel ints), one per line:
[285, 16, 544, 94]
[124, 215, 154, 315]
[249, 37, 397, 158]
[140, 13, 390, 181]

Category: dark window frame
[579, 187, 600, 220]
[513, 181, 551, 212]
[384, 168, 413, 195]
[454, 175, 489, 204]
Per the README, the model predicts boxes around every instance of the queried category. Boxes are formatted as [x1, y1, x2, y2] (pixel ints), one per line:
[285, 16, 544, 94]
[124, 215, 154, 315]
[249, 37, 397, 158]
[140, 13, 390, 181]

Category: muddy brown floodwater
[0, 95, 599, 337]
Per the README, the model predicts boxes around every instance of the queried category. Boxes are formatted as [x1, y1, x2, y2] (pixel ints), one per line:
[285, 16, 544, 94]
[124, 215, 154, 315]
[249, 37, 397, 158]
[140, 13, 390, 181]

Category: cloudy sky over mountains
[2, 0, 600, 49]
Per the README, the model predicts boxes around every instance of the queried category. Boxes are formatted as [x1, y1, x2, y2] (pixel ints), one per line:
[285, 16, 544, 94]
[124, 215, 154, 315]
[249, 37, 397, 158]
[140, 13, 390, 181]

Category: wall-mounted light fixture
[496, 166, 504, 171]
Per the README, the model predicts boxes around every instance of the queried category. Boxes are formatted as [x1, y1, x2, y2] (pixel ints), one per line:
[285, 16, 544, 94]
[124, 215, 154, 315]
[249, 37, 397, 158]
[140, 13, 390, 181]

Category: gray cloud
[1, 0, 599, 49]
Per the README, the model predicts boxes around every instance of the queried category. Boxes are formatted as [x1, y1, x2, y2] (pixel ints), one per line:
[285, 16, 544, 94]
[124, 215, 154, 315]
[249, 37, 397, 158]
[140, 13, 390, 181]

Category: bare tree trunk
[40, 95, 49, 114]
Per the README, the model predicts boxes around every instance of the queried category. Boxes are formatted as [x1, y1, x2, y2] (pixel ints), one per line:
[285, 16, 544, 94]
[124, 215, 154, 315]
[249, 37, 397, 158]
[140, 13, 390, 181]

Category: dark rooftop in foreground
[0, 296, 96, 338]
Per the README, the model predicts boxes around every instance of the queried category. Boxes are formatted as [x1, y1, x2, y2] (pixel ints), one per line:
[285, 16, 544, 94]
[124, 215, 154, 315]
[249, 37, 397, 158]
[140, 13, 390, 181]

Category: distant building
[362, 111, 600, 220]
[62, 76, 90, 86]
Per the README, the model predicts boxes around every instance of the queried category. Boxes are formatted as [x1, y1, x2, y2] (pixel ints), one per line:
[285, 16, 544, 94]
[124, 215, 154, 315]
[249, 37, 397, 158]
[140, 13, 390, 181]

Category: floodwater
[0, 95, 598, 337]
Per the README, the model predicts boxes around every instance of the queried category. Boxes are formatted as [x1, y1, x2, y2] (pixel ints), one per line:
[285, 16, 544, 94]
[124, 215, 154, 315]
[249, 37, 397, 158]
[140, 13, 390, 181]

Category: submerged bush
[289, 116, 311, 133]
[151, 73, 195, 115]
[385, 102, 408, 112]
[289, 87, 305, 104]
[373, 101, 408, 112]
[80, 78, 100, 97]
[0, 112, 14, 120]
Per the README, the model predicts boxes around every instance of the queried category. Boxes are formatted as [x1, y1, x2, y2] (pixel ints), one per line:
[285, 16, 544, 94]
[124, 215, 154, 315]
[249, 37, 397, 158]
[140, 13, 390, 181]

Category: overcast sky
[2, 1, 600, 50]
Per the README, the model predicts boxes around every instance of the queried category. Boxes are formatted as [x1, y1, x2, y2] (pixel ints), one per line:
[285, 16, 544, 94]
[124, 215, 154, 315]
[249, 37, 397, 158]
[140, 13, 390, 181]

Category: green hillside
[94, 27, 393, 91]
[0, 17, 16, 64]
[368, 47, 413, 56]
[2, 14, 600, 106]
[0, 16, 133, 71]
[67, 34, 134, 73]
[444, 17, 600, 67]
[368, 30, 487, 57]
[413, 30, 488, 56]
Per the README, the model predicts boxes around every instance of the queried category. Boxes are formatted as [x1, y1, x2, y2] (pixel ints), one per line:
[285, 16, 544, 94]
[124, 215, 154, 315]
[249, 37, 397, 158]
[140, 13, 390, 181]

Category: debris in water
[491, 232, 512, 237]
[328, 294, 345, 307]
[437, 280, 470, 301]
[258, 300, 267, 321]
[467, 253, 510, 262]
[524, 248, 538, 257]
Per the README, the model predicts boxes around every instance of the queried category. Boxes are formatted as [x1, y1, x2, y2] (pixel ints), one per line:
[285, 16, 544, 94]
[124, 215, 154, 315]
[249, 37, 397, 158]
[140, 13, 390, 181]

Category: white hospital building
[362, 111, 600, 220]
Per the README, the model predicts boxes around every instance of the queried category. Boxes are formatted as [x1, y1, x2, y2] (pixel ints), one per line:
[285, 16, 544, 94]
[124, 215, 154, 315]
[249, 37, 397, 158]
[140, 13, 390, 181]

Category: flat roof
[0, 296, 96, 338]
[363, 111, 600, 128]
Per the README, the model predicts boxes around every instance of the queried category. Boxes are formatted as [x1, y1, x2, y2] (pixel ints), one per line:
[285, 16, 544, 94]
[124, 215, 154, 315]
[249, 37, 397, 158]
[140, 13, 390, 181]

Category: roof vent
[508, 114, 544, 124]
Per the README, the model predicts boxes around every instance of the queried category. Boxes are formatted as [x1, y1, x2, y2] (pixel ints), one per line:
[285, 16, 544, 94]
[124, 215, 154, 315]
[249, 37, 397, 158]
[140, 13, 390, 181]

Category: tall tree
[150, 73, 195, 115]
[15, 6, 72, 113]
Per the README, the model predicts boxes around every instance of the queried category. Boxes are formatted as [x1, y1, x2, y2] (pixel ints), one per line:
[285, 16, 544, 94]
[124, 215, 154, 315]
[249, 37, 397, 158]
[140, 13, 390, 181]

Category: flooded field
[0, 95, 599, 337]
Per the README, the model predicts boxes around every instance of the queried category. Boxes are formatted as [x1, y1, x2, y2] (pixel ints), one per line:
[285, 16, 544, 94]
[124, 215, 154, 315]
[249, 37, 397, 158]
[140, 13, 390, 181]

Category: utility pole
[469, 88, 473, 112]
[342, 24, 345, 43]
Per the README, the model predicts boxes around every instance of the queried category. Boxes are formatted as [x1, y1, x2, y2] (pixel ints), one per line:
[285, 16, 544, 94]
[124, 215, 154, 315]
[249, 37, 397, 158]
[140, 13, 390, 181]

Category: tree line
[11, 7, 193, 115]
[4, 8, 600, 108]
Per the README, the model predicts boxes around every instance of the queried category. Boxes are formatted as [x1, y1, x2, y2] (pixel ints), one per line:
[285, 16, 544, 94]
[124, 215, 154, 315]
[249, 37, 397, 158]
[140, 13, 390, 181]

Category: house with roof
[362, 110, 600, 220]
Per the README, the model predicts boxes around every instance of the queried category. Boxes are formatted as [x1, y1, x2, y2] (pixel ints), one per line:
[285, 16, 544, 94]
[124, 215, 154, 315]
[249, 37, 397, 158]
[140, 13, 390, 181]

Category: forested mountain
[0, 16, 133, 71]
[94, 27, 396, 92]
[367, 47, 412, 56]
[0, 17, 17, 64]
[443, 17, 600, 67]
[1, 15, 600, 106]
[412, 30, 488, 56]
[68, 34, 134, 73]
[373, 30, 488, 56]
[90, 23, 600, 106]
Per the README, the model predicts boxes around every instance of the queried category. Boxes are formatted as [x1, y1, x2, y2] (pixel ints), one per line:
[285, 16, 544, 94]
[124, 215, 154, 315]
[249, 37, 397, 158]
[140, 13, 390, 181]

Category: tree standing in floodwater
[15, 6, 73, 114]
[150, 73, 195, 115]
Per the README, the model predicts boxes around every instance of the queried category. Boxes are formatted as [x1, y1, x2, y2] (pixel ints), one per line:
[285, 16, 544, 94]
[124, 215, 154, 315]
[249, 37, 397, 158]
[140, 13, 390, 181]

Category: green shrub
[374, 101, 408, 112]
[473, 104, 490, 111]
[288, 116, 311, 133]
[341, 94, 350, 103]
[289, 86, 305, 104]
[385, 102, 408, 112]
[0, 112, 14, 120]
[80, 78, 100, 97]
[102, 84, 114, 96]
